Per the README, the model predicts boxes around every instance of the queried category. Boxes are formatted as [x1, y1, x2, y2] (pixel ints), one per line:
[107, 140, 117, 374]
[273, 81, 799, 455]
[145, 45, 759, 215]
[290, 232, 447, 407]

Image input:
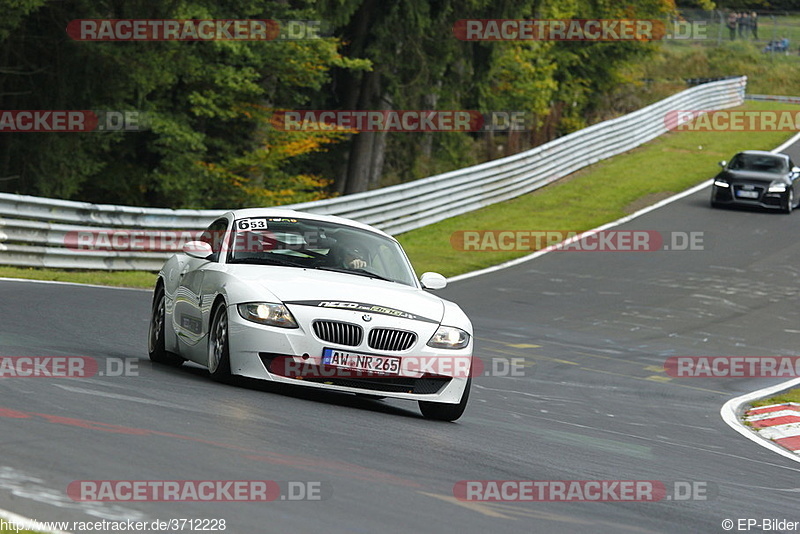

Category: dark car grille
[732, 184, 764, 201]
[313, 321, 363, 346]
[368, 328, 417, 351]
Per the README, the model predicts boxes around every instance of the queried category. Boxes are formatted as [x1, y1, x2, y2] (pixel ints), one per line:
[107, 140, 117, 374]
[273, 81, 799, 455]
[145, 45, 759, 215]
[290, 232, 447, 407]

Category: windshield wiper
[315, 266, 396, 282]
[229, 256, 308, 268]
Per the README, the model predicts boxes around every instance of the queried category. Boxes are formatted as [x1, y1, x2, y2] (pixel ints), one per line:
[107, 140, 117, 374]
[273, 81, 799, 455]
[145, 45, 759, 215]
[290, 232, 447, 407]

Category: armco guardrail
[746, 94, 800, 104]
[0, 76, 746, 270]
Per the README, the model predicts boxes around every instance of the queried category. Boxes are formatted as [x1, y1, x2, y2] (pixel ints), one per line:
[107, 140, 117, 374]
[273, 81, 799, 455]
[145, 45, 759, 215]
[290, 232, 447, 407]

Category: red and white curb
[744, 403, 800, 454]
[721, 377, 800, 464]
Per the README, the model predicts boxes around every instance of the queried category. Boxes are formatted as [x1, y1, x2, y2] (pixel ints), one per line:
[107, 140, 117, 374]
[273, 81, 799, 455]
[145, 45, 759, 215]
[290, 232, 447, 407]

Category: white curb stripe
[756, 423, 800, 441]
[748, 402, 800, 414]
[745, 409, 800, 422]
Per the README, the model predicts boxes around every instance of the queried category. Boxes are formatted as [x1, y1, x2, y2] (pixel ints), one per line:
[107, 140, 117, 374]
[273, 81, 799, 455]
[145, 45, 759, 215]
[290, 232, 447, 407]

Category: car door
[174, 217, 229, 348]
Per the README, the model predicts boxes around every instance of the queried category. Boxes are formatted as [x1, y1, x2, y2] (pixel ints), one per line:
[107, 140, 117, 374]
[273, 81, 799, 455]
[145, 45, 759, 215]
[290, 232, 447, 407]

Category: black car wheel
[208, 301, 232, 381]
[783, 189, 794, 214]
[148, 287, 185, 366]
[419, 378, 471, 422]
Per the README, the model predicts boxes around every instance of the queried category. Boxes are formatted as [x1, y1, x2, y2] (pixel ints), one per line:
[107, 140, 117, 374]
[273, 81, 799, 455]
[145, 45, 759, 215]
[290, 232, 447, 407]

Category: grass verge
[750, 388, 800, 408]
[1, 101, 799, 288]
[0, 266, 155, 289]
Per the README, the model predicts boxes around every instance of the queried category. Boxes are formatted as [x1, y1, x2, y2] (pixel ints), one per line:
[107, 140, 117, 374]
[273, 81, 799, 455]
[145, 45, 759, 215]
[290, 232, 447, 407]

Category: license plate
[736, 190, 759, 199]
[322, 348, 400, 374]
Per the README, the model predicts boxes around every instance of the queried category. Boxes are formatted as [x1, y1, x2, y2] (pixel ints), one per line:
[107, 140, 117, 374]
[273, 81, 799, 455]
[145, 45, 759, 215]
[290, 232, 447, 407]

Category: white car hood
[226, 265, 445, 323]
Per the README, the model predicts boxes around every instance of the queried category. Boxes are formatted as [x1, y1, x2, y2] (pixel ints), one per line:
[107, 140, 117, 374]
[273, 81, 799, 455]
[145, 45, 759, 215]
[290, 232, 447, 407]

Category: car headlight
[713, 179, 730, 188]
[427, 326, 470, 349]
[237, 303, 298, 328]
[768, 182, 787, 193]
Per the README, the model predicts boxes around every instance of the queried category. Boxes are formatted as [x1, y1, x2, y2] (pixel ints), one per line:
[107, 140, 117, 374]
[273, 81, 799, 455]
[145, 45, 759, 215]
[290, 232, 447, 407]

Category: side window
[200, 218, 229, 261]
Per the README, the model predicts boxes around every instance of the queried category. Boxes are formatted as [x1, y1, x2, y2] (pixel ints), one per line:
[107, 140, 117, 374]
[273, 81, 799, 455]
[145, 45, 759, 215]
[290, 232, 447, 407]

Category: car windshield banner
[285, 300, 439, 323]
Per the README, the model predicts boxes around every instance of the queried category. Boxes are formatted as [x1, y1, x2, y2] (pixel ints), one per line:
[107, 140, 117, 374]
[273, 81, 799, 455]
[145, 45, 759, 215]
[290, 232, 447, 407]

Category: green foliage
[0, 0, 769, 208]
[0, 0, 366, 208]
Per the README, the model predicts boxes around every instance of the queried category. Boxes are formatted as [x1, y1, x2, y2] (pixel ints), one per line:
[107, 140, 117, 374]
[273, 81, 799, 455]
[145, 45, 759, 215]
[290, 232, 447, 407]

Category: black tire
[783, 189, 794, 214]
[710, 200, 722, 209]
[148, 286, 185, 366]
[419, 378, 471, 422]
[207, 302, 232, 382]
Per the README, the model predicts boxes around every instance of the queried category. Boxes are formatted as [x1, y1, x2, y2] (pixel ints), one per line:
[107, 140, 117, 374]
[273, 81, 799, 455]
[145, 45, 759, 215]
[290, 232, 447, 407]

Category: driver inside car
[342, 245, 367, 269]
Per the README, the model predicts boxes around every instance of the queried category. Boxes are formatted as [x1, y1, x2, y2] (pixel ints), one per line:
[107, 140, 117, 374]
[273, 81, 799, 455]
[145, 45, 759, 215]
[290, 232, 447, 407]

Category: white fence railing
[0, 76, 747, 270]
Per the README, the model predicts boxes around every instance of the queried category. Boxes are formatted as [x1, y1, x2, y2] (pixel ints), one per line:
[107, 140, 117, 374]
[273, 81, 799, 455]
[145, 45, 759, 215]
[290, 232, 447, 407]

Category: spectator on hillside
[727, 12, 738, 40]
[751, 12, 758, 40]
[738, 12, 750, 39]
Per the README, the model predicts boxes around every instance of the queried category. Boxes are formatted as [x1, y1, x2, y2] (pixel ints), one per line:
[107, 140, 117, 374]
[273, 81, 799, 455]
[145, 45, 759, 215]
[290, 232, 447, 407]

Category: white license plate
[322, 348, 400, 374]
[736, 190, 759, 199]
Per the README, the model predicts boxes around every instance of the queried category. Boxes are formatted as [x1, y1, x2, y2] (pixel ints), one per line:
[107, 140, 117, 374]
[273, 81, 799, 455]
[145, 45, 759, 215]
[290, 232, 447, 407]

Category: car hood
[225, 265, 445, 323]
[719, 170, 788, 184]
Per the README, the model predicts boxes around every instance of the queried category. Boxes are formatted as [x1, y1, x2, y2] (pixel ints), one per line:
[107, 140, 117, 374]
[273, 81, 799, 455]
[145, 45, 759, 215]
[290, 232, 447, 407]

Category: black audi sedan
[710, 151, 800, 213]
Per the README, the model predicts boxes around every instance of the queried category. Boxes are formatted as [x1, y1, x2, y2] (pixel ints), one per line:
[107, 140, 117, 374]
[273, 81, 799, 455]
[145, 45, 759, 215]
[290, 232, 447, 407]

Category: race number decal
[236, 218, 269, 231]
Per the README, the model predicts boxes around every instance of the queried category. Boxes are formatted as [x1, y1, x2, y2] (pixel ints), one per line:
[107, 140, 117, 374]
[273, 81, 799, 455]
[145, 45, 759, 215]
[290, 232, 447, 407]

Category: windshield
[226, 216, 417, 286]
[728, 154, 789, 174]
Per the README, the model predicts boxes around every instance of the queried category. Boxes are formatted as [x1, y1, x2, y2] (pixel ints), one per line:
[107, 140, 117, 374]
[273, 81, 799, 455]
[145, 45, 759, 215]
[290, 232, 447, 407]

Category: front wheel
[207, 302, 232, 382]
[783, 189, 794, 214]
[419, 378, 471, 422]
[148, 287, 184, 366]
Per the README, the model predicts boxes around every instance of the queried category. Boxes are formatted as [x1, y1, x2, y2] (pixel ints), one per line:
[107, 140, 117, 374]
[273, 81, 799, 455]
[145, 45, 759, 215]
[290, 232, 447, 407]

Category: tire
[419, 378, 471, 422]
[783, 189, 794, 214]
[710, 201, 721, 209]
[148, 287, 185, 366]
[207, 301, 232, 382]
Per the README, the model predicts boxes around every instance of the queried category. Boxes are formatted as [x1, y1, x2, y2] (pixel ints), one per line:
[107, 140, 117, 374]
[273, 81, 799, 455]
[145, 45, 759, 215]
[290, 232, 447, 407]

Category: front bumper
[711, 183, 786, 209]
[225, 304, 472, 404]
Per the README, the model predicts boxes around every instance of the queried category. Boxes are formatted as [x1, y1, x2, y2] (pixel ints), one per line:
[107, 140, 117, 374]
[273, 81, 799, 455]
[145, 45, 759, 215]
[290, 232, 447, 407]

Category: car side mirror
[718, 160, 727, 168]
[183, 241, 213, 259]
[793, 166, 800, 173]
[420, 272, 447, 290]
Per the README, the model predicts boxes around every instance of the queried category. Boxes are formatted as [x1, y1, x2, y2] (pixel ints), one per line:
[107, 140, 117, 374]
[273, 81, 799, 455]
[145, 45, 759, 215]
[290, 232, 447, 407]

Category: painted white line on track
[0, 276, 150, 292]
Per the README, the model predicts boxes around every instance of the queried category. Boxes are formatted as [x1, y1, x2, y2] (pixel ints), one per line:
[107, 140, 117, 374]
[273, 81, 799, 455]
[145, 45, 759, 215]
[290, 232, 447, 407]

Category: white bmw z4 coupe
[148, 208, 474, 421]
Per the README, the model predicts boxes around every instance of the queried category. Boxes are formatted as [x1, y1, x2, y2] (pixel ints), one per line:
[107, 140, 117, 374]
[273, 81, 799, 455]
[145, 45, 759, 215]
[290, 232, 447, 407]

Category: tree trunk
[367, 94, 391, 189]
[342, 69, 383, 194]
